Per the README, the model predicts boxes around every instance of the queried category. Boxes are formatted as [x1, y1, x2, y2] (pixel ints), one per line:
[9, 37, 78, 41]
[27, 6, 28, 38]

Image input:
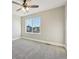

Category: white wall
[12, 14, 21, 40]
[65, 4, 67, 46]
[21, 6, 65, 45]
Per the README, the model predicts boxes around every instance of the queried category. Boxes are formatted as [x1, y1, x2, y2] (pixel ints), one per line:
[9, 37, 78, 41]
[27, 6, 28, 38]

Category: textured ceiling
[12, 0, 66, 16]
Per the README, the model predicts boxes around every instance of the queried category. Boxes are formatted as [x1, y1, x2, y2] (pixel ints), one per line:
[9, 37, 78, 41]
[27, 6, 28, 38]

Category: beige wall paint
[21, 6, 65, 44]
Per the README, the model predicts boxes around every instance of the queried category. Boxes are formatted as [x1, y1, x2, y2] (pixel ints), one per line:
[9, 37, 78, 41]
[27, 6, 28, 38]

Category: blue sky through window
[26, 18, 32, 27]
[33, 17, 40, 27]
[26, 16, 40, 27]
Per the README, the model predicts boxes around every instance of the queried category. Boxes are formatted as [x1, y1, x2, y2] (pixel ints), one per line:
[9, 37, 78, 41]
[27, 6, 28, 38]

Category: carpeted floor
[12, 39, 66, 59]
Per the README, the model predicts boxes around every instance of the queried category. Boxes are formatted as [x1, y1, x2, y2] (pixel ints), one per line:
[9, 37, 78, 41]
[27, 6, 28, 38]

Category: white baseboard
[21, 36, 66, 49]
[12, 37, 21, 40]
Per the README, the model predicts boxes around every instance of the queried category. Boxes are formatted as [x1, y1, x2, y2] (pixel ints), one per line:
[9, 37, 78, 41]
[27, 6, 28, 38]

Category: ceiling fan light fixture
[26, 7, 29, 11]
[22, 7, 26, 12]
[12, 0, 39, 12]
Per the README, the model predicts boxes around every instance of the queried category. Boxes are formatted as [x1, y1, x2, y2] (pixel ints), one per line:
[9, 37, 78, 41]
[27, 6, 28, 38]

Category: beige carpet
[12, 39, 66, 59]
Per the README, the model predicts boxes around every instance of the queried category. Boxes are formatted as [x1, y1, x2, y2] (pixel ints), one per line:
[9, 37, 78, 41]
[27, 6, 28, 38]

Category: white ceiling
[12, 0, 66, 16]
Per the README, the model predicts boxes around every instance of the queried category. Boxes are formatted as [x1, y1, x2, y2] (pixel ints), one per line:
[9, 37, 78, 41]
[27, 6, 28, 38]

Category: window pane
[32, 17, 40, 33]
[25, 18, 32, 32]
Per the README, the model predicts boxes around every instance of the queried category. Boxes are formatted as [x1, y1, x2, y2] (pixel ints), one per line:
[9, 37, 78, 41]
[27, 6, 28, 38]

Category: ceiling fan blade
[23, 0, 26, 3]
[12, 1, 22, 6]
[16, 8, 22, 11]
[24, 0, 31, 2]
[29, 5, 39, 8]
[23, 0, 27, 5]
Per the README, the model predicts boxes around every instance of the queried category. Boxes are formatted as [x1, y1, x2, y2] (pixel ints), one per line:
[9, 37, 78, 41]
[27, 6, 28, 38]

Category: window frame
[25, 16, 41, 34]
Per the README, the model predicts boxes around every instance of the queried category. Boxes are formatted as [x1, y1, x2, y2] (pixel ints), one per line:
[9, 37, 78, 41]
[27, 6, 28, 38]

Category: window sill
[25, 32, 40, 34]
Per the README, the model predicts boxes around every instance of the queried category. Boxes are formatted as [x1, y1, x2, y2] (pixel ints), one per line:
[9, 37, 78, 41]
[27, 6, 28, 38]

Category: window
[25, 16, 40, 33]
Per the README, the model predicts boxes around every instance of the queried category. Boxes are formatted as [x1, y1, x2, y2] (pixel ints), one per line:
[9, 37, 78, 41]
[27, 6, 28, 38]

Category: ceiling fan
[12, 0, 39, 12]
